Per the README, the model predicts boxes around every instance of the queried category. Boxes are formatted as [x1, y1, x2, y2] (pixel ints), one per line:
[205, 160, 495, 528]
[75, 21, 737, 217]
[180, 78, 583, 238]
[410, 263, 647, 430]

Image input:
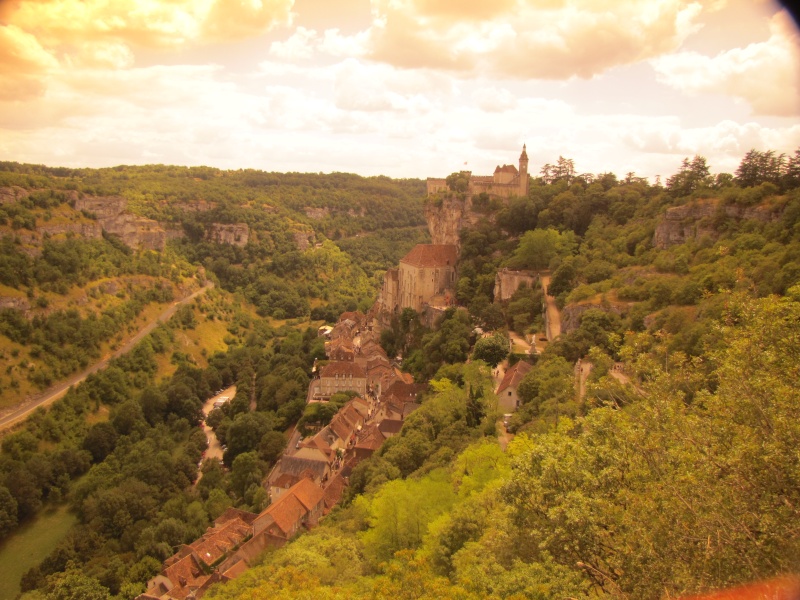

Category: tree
[0, 485, 18, 536]
[44, 568, 110, 600]
[735, 149, 785, 188]
[445, 171, 470, 193]
[666, 155, 713, 197]
[472, 334, 508, 368]
[83, 422, 119, 463]
[508, 228, 577, 271]
[229, 452, 266, 499]
[257, 430, 286, 464]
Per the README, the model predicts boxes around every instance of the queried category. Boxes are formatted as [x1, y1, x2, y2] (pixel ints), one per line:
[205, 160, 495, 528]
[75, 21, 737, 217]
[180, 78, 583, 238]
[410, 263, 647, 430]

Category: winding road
[0, 281, 214, 432]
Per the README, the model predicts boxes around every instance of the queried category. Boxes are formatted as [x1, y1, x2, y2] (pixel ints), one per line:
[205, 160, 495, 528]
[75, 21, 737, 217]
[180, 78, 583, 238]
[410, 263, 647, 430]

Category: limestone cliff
[653, 197, 784, 249]
[425, 195, 484, 247]
[0, 186, 31, 204]
[75, 195, 166, 250]
[206, 223, 250, 246]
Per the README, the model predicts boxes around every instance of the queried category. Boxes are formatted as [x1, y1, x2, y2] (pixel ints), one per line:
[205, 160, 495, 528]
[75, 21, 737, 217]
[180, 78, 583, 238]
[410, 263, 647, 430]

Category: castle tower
[519, 144, 529, 196]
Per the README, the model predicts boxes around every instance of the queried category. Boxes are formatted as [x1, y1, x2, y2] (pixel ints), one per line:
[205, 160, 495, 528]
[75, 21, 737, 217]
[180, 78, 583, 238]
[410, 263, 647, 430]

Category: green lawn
[0, 504, 77, 599]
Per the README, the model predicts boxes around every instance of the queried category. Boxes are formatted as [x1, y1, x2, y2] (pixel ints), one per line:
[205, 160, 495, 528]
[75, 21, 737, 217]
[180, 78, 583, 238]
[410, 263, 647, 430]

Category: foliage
[471, 334, 508, 368]
[507, 228, 577, 271]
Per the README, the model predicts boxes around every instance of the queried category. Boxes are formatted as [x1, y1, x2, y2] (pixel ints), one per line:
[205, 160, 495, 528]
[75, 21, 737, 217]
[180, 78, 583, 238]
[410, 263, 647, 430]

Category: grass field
[0, 504, 77, 599]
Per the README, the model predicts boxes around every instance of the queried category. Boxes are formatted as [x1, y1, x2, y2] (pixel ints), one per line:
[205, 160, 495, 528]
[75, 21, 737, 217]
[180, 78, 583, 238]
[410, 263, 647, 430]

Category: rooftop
[497, 361, 533, 394]
[400, 244, 458, 269]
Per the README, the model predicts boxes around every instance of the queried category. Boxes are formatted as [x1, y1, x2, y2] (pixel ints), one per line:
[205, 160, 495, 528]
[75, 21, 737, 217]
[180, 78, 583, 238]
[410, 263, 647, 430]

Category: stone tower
[519, 144, 529, 196]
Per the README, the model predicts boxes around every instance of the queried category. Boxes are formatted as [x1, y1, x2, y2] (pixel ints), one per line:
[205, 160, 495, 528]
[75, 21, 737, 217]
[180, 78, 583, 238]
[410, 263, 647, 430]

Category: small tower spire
[519, 144, 529, 196]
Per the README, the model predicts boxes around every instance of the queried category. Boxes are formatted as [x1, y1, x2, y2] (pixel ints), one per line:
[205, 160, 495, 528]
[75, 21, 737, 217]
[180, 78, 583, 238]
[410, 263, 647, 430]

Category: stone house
[138, 508, 258, 600]
[252, 478, 325, 542]
[353, 423, 385, 461]
[496, 361, 532, 412]
[268, 455, 329, 500]
[311, 361, 367, 399]
[325, 337, 355, 361]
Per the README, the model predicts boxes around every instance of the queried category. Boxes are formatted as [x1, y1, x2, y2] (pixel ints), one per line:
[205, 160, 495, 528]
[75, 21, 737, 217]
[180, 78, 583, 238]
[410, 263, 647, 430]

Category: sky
[1, 0, 799, 183]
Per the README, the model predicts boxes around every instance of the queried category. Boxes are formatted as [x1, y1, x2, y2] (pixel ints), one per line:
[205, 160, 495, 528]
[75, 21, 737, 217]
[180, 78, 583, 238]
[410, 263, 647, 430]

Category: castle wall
[426, 178, 448, 195]
[494, 268, 538, 302]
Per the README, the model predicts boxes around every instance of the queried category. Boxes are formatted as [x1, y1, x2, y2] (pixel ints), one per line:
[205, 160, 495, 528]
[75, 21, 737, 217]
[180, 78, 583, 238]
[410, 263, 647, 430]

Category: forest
[0, 146, 798, 599]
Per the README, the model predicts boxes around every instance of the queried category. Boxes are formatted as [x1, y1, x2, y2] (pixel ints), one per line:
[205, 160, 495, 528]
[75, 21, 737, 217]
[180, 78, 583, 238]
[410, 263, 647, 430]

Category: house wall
[316, 374, 366, 398]
[498, 387, 522, 413]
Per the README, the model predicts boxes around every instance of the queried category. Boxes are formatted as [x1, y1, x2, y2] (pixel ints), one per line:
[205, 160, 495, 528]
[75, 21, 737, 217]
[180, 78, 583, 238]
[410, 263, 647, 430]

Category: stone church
[378, 244, 458, 314]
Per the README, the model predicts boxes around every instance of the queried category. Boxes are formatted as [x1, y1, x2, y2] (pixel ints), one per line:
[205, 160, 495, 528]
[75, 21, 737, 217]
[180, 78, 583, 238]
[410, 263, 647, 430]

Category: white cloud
[365, 0, 709, 79]
[651, 10, 800, 116]
[269, 26, 318, 60]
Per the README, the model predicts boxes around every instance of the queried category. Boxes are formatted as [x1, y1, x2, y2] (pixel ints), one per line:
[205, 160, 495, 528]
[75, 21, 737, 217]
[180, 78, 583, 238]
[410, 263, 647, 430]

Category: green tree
[666, 155, 712, 197]
[472, 334, 509, 368]
[508, 228, 577, 271]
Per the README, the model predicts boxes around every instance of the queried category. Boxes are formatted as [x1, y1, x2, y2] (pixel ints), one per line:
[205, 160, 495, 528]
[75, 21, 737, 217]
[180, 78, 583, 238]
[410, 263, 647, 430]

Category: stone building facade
[379, 244, 458, 314]
[426, 145, 529, 199]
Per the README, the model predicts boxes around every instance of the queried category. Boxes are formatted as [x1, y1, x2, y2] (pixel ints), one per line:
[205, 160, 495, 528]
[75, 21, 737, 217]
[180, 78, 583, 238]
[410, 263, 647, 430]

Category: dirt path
[0, 281, 214, 432]
[540, 274, 562, 342]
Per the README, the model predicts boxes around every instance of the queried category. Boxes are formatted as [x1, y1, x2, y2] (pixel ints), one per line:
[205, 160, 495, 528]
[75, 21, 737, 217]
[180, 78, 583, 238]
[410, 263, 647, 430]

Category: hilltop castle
[426, 144, 530, 199]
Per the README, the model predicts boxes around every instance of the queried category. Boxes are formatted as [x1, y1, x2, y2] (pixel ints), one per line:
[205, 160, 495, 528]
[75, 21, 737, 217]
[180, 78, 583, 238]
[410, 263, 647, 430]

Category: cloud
[0, 23, 59, 100]
[363, 0, 708, 79]
[6, 0, 294, 47]
[651, 10, 800, 116]
[0, 0, 295, 102]
[269, 26, 318, 60]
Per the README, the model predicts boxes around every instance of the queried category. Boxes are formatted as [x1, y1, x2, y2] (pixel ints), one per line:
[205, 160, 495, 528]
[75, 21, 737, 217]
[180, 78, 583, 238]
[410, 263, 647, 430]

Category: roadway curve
[0, 281, 214, 432]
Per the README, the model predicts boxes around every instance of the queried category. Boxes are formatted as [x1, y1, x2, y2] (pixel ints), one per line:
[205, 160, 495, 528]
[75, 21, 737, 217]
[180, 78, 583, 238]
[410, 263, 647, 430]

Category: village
[138, 151, 544, 600]
[138, 303, 432, 599]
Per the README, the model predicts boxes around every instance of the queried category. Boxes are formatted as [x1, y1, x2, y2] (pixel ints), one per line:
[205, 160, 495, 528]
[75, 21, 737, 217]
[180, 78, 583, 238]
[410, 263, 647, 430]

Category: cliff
[425, 195, 484, 247]
[206, 223, 250, 246]
[75, 195, 166, 250]
[653, 197, 784, 249]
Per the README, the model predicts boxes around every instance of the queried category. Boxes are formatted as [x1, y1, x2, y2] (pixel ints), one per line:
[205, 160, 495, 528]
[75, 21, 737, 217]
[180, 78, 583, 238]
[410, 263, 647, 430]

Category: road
[0, 281, 214, 432]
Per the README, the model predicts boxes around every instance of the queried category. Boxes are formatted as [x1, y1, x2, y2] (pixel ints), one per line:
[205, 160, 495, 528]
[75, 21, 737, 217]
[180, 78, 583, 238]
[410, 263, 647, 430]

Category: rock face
[75, 196, 166, 250]
[0, 186, 31, 204]
[653, 198, 784, 249]
[206, 223, 249, 246]
[494, 269, 537, 302]
[293, 230, 315, 250]
[305, 207, 330, 219]
[0, 296, 30, 311]
[425, 195, 483, 247]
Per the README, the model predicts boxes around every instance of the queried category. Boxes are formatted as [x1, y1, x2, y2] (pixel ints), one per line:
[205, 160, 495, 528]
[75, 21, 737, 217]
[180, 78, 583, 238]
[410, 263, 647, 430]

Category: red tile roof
[161, 554, 209, 599]
[255, 478, 324, 538]
[497, 361, 532, 394]
[400, 244, 458, 268]
[323, 473, 347, 511]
